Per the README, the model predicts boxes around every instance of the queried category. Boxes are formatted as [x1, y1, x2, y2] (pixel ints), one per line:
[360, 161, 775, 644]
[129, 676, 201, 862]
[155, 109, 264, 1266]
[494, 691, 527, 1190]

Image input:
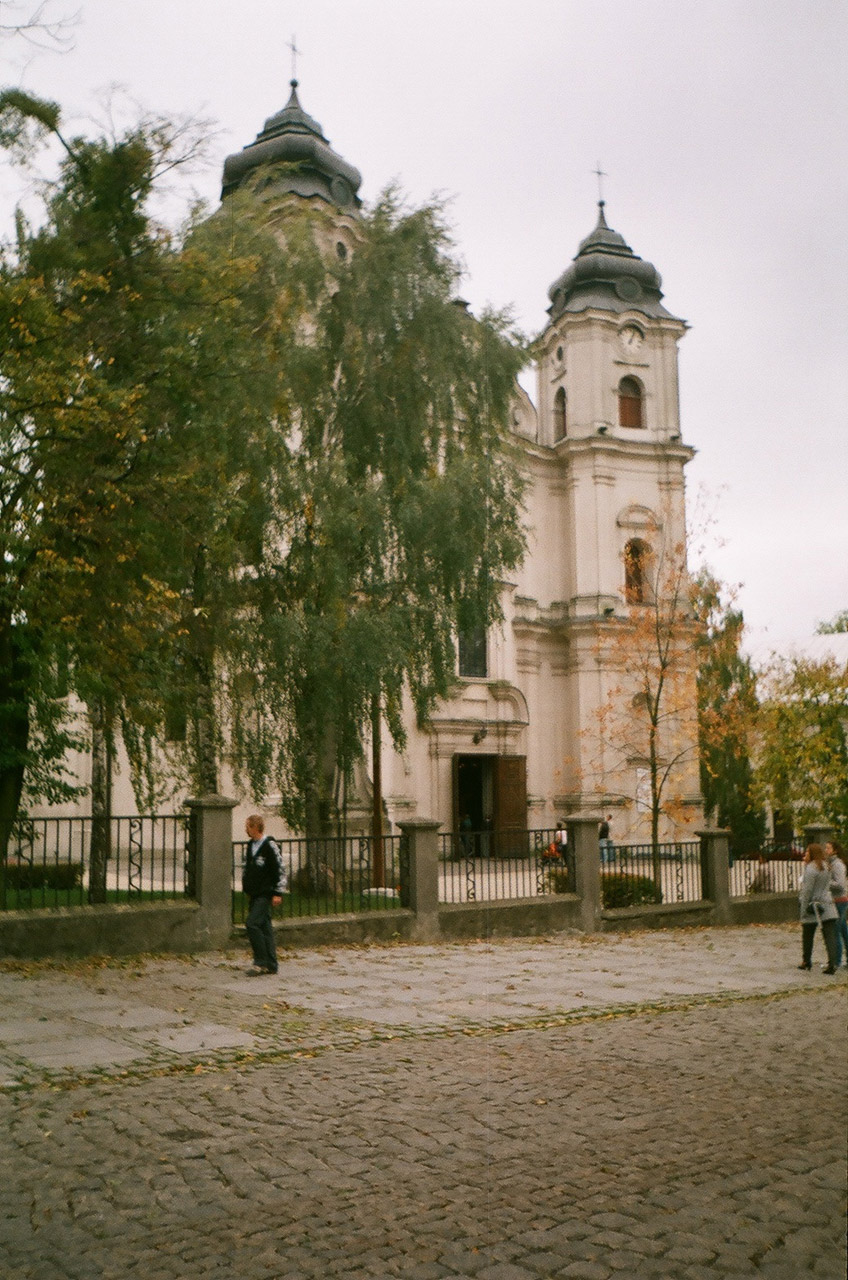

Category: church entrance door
[452, 754, 527, 856]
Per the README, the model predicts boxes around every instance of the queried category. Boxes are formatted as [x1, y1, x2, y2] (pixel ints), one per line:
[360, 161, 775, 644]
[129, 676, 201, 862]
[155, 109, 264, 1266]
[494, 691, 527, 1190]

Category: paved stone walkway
[1, 925, 845, 1278]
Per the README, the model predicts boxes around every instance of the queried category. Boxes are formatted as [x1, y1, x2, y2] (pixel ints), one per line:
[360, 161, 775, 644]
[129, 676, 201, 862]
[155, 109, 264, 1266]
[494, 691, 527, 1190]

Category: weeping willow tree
[224, 190, 528, 835]
[1, 87, 527, 843]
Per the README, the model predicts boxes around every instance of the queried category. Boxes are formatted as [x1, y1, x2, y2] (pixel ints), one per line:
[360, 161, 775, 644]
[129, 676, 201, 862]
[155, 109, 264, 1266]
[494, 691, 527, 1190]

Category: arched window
[624, 538, 652, 604]
[618, 376, 644, 429]
[553, 386, 567, 441]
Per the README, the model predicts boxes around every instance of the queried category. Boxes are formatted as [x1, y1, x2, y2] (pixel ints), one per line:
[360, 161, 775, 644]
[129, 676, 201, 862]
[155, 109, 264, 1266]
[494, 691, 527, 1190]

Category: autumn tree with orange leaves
[587, 513, 702, 875]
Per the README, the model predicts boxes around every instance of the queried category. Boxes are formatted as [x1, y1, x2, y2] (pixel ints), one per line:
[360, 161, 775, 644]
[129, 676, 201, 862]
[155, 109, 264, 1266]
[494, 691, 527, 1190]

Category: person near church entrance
[242, 814, 283, 976]
[599, 814, 614, 866]
[460, 813, 474, 859]
[825, 840, 848, 967]
[797, 844, 839, 974]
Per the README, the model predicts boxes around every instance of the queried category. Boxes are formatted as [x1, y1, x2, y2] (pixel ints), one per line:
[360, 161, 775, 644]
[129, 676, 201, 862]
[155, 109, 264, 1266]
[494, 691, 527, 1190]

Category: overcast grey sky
[3, 0, 847, 658]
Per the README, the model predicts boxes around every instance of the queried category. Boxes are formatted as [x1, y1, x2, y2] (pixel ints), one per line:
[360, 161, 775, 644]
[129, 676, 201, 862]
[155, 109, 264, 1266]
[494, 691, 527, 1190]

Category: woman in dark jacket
[797, 844, 839, 974]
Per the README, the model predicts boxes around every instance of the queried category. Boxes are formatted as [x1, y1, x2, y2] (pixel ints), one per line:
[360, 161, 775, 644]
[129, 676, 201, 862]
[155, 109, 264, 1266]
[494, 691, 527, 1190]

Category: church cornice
[556, 436, 696, 463]
[539, 307, 688, 350]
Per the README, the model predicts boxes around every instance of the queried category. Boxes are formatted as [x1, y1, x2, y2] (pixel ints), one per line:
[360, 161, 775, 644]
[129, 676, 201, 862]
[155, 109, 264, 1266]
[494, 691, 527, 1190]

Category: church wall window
[553, 386, 567, 441]
[458, 624, 488, 678]
[624, 538, 653, 604]
[618, 376, 644, 429]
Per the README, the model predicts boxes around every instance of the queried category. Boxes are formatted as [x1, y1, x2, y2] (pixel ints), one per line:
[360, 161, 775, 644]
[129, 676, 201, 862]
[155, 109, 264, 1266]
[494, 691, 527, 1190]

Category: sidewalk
[0, 922, 844, 1088]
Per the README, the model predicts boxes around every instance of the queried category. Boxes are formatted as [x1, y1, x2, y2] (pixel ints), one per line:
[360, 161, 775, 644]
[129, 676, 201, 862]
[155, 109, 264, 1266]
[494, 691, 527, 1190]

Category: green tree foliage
[691, 569, 765, 856]
[223, 190, 528, 831]
[0, 92, 292, 827]
[2, 90, 526, 836]
[756, 653, 848, 838]
[817, 609, 848, 635]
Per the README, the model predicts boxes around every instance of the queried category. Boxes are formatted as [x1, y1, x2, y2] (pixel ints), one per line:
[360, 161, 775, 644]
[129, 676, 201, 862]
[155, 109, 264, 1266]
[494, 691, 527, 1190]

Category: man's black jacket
[242, 836, 282, 898]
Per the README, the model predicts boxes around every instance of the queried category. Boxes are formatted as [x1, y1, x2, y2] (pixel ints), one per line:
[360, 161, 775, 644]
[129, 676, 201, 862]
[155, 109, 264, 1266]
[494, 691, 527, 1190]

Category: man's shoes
[246, 966, 270, 976]
[797, 962, 811, 970]
[822, 965, 837, 974]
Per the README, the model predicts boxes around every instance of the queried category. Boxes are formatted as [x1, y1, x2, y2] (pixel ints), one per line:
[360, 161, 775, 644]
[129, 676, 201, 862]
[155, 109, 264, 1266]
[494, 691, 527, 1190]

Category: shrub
[601, 872, 661, 909]
[547, 867, 570, 894]
[2, 862, 83, 891]
[289, 863, 336, 895]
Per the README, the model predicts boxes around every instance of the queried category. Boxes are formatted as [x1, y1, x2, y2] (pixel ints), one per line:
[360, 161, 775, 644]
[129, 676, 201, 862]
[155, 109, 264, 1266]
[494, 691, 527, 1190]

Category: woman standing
[825, 839, 848, 968]
[798, 843, 839, 974]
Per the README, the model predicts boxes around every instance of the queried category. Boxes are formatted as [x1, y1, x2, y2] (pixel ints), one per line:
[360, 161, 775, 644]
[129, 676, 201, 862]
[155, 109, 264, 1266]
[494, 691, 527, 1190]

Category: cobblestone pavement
[1, 926, 846, 1278]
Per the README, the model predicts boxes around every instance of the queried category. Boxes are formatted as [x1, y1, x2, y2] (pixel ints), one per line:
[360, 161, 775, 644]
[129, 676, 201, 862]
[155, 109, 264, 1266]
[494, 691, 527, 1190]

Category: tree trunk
[0, 616, 30, 863]
[371, 694, 385, 888]
[88, 700, 113, 904]
[649, 722, 663, 899]
[188, 545, 219, 794]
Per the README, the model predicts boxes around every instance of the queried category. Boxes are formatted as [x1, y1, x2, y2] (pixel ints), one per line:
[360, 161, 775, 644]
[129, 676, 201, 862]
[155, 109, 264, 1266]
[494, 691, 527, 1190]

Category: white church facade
[45, 82, 704, 844]
[372, 200, 702, 845]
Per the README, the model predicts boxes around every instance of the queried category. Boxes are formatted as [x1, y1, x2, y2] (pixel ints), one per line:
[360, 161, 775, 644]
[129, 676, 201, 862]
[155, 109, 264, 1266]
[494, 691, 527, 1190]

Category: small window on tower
[624, 538, 653, 604]
[553, 387, 567, 441]
[618, 376, 644, 429]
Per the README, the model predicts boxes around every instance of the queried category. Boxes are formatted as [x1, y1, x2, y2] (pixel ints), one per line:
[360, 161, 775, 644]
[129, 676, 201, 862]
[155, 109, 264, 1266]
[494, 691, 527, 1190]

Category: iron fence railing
[0, 815, 191, 911]
[729, 854, 804, 898]
[438, 828, 574, 903]
[232, 833, 405, 924]
[601, 842, 703, 906]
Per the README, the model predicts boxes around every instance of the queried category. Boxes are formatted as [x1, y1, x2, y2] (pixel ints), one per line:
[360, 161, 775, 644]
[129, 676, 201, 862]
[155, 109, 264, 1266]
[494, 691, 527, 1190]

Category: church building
[47, 81, 704, 844]
[214, 80, 703, 844]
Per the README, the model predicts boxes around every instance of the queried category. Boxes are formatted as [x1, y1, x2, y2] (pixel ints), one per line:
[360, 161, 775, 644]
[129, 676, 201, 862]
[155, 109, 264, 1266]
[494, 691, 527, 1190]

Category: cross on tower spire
[286, 34, 300, 83]
[592, 162, 608, 204]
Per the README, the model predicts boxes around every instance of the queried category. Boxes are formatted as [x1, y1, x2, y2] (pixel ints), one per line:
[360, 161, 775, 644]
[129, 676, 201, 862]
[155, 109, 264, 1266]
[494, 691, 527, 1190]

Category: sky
[2, 0, 847, 661]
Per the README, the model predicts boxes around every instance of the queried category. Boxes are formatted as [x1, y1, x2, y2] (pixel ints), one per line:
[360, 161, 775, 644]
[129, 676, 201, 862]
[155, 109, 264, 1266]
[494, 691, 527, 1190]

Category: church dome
[548, 203, 676, 321]
[221, 81, 362, 213]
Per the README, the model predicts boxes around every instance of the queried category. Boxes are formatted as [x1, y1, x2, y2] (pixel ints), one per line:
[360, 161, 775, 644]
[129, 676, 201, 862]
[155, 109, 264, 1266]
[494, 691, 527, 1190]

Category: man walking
[242, 814, 283, 975]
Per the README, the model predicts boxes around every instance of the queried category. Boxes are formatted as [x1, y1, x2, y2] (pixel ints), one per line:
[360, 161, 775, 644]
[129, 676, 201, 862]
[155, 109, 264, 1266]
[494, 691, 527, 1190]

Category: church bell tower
[532, 202, 700, 832]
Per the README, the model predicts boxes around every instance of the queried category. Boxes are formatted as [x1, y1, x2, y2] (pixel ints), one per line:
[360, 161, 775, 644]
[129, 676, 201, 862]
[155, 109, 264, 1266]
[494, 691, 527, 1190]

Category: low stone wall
[0, 901, 216, 959]
[601, 900, 713, 932]
[275, 910, 415, 948]
[728, 893, 798, 926]
[437, 895, 583, 940]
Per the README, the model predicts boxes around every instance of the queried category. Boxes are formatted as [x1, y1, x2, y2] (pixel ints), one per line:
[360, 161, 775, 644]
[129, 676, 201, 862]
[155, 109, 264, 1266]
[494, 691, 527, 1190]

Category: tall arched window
[553, 386, 567, 441]
[458, 624, 488, 678]
[618, 376, 644, 429]
[624, 538, 652, 604]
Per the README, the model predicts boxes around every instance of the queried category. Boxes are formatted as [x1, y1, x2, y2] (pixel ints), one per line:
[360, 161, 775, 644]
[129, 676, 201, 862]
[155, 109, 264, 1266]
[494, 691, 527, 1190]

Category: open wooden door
[493, 755, 527, 856]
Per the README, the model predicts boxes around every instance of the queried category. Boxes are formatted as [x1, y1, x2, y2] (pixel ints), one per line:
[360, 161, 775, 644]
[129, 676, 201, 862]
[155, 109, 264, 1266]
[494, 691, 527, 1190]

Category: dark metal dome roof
[548, 203, 677, 321]
[221, 81, 362, 213]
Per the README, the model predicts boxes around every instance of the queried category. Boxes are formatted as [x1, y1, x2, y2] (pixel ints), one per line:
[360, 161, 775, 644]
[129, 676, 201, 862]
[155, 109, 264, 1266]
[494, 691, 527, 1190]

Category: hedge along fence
[600, 872, 663, 909]
[2, 862, 83, 892]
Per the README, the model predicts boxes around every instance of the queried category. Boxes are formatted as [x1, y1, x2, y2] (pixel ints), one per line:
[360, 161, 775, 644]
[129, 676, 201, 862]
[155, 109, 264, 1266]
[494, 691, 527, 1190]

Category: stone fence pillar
[399, 819, 441, 942]
[698, 828, 731, 924]
[568, 814, 603, 933]
[184, 794, 238, 949]
[804, 823, 835, 849]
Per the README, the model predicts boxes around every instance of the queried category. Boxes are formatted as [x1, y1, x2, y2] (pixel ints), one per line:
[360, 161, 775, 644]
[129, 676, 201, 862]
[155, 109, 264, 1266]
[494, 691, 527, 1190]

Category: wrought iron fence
[729, 852, 804, 898]
[601, 842, 703, 907]
[0, 815, 191, 911]
[438, 828, 573, 903]
[232, 833, 405, 924]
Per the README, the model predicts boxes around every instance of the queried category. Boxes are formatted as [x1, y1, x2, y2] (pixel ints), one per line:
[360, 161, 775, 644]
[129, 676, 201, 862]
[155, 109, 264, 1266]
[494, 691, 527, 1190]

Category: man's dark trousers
[246, 895, 278, 972]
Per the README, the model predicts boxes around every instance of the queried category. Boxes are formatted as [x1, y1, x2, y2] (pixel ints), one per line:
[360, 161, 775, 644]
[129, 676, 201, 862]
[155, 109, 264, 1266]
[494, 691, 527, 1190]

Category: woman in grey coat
[798, 843, 839, 973]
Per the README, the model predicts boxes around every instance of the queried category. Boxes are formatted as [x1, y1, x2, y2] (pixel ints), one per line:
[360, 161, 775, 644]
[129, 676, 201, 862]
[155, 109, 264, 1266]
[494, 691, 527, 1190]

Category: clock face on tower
[619, 324, 644, 352]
